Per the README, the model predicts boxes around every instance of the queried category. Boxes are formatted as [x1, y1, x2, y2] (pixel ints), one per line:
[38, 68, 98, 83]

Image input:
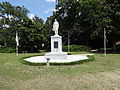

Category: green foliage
[44, 16, 55, 50]
[63, 45, 91, 52]
[0, 0, 120, 52]
[0, 2, 29, 47]
[19, 16, 45, 52]
[67, 52, 89, 55]
[0, 47, 15, 53]
[115, 44, 120, 52]
[54, 0, 120, 49]
[0, 2, 46, 52]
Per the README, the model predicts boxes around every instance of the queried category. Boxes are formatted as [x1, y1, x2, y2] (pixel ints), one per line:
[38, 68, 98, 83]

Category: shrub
[0, 47, 15, 53]
[115, 44, 120, 52]
[63, 45, 91, 52]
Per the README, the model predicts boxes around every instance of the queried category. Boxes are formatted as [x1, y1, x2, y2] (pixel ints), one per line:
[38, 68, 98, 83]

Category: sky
[0, 0, 56, 21]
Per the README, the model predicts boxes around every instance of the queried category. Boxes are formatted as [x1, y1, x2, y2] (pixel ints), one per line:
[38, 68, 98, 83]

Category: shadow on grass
[20, 55, 95, 66]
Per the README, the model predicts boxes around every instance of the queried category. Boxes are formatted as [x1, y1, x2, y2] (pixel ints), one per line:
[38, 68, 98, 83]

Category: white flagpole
[16, 31, 19, 56]
[16, 45, 18, 56]
[104, 28, 106, 57]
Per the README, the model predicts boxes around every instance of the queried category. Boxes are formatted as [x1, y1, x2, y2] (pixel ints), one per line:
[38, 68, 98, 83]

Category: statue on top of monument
[52, 19, 59, 35]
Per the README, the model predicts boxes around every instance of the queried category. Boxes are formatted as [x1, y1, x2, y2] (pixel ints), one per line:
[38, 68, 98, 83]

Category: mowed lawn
[0, 53, 120, 90]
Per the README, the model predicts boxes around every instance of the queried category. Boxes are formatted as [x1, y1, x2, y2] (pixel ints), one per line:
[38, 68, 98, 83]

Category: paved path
[24, 54, 93, 63]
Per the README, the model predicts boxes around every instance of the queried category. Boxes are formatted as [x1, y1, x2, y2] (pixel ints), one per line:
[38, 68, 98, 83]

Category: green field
[0, 53, 120, 90]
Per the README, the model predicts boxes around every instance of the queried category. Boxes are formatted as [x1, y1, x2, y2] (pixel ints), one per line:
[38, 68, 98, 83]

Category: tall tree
[0, 2, 46, 52]
[53, 0, 120, 49]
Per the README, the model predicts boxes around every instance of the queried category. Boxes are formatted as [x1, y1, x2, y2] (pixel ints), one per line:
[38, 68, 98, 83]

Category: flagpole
[104, 28, 106, 57]
[16, 44, 18, 56]
[16, 31, 19, 57]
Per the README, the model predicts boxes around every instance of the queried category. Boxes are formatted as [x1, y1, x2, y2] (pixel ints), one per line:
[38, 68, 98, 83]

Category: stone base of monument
[45, 52, 67, 60]
[24, 54, 92, 63]
[44, 34, 68, 60]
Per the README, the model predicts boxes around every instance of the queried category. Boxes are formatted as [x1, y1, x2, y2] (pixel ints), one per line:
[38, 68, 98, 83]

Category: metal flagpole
[16, 31, 19, 56]
[104, 28, 106, 57]
[16, 44, 18, 56]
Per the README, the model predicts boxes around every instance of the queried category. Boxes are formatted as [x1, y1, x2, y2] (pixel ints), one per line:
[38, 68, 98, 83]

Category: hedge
[63, 45, 91, 52]
[0, 47, 15, 53]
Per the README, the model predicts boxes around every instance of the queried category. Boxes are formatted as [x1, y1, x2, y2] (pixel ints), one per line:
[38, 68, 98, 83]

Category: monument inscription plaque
[54, 41, 58, 48]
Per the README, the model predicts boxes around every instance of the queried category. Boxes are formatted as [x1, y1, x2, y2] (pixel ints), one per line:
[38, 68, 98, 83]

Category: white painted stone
[45, 19, 67, 60]
[24, 54, 93, 63]
[51, 35, 62, 53]
[45, 34, 67, 60]
[45, 52, 67, 60]
[52, 19, 59, 35]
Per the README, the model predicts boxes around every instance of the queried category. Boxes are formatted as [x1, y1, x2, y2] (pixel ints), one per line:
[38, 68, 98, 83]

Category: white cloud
[46, 0, 55, 2]
[44, 8, 56, 14]
[29, 14, 35, 19]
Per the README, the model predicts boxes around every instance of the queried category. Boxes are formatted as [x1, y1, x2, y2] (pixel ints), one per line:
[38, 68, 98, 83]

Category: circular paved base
[24, 54, 93, 63]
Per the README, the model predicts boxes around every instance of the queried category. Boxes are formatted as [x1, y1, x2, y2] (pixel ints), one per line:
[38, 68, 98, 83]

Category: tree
[44, 16, 55, 50]
[0, 2, 46, 52]
[0, 2, 14, 46]
[55, 0, 100, 46]
[52, 0, 120, 49]
[0, 2, 29, 47]
[18, 16, 46, 52]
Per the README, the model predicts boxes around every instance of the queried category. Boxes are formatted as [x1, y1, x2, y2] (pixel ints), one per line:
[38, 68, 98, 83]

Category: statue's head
[55, 19, 57, 22]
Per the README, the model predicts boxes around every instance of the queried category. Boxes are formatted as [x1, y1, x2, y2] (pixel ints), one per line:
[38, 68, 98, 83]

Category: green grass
[0, 53, 120, 90]
[68, 51, 89, 55]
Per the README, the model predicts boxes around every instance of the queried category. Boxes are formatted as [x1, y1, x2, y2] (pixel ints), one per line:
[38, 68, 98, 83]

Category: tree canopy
[0, 2, 45, 52]
[53, 0, 120, 49]
[0, 0, 120, 52]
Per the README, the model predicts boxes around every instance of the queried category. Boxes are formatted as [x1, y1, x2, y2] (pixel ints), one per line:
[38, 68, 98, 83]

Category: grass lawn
[68, 51, 89, 55]
[0, 53, 120, 90]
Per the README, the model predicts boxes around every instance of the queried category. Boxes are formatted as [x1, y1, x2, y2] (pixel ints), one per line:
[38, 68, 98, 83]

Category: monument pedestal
[45, 35, 67, 60]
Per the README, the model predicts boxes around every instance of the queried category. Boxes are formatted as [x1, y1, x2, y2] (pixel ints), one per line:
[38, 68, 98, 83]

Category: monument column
[51, 35, 62, 53]
[45, 19, 67, 60]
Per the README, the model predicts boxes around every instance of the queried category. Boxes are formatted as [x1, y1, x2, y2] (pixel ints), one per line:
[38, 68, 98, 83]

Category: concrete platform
[45, 52, 67, 60]
[24, 54, 93, 63]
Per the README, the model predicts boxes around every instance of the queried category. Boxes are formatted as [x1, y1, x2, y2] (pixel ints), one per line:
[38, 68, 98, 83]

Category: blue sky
[0, 0, 56, 21]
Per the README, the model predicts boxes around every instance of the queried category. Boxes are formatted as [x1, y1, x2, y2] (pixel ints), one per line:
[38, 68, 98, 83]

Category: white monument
[45, 19, 67, 60]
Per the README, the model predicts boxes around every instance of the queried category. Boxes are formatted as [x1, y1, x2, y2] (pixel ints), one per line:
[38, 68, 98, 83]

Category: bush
[63, 45, 91, 52]
[115, 44, 120, 52]
[0, 47, 15, 53]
